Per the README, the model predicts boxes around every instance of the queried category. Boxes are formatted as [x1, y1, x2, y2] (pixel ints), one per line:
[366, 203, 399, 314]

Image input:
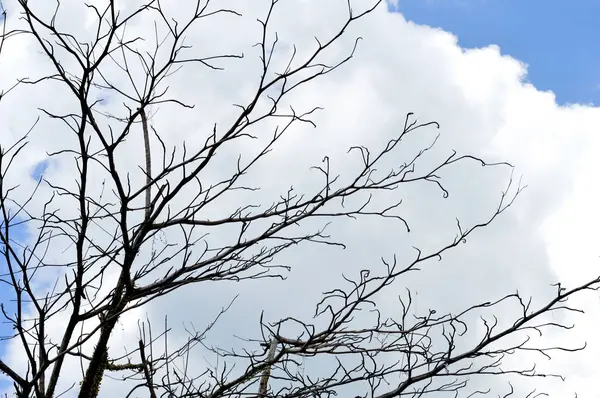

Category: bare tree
[0, 1, 596, 397]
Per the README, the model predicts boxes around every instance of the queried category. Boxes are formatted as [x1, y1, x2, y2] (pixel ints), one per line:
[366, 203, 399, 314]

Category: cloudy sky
[0, 0, 599, 396]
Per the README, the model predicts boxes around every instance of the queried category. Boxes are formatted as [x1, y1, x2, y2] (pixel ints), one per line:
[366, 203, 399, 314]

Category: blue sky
[394, 0, 600, 106]
[0, 165, 43, 385]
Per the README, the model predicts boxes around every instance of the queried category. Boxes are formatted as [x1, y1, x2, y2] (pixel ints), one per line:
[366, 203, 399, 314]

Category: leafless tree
[0, 1, 596, 397]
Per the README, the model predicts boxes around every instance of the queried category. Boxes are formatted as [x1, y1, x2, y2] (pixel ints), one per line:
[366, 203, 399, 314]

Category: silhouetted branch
[0, 1, 594, 397]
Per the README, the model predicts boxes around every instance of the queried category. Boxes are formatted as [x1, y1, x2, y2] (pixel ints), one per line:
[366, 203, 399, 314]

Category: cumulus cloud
[0, 0, 598, 396]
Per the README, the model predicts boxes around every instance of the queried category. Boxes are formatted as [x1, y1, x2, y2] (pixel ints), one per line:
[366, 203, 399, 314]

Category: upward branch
[140, 107, 152, 221]
[258, 340, 278, 397]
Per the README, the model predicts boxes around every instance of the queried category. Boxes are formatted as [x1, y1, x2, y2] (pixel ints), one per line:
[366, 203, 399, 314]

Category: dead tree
[0, 1, 596, 397]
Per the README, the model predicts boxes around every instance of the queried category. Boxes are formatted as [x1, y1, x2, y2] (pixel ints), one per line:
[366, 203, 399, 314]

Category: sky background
[1, 0, 600, 396]
[394, 0, 600, 105]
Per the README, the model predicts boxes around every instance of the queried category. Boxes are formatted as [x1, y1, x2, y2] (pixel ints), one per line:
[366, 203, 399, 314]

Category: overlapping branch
[0, 1, 594, 397]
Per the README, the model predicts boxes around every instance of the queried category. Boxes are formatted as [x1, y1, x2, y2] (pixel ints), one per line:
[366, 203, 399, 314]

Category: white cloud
[0, 0, 598, 396]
